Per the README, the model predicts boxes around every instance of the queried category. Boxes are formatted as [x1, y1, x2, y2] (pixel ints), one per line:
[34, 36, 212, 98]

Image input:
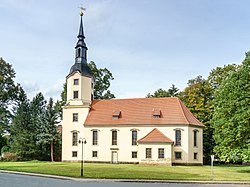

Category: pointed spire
[78, 15, 85, 39]
[68, 10, 92, 78]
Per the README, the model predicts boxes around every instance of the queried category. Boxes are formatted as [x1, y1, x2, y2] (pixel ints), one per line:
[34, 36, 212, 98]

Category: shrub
[2, 152, 19, 161]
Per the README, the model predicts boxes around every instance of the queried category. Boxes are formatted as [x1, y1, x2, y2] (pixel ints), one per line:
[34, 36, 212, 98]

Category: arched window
[175, 130, 181, 146]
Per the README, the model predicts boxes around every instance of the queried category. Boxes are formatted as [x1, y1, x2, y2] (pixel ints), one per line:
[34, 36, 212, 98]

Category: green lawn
[0, 161, 249, 181]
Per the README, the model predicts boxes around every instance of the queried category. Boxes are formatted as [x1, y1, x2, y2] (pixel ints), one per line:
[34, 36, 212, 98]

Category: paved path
[0, 170, 249, 187]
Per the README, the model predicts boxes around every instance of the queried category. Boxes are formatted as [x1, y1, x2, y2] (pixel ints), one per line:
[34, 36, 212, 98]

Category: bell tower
[62, 9, 94, 161]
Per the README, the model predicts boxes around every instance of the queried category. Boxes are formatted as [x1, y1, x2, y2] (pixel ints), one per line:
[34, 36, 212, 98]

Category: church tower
[62, 10, 94, 161]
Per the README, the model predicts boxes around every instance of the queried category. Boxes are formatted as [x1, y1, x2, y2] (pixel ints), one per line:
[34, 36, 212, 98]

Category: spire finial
[79, 5, 86, 16]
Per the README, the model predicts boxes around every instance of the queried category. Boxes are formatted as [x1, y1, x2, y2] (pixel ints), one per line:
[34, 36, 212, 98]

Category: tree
[179, 76, 214, 164]
[0, 58, 20, 134]
[88, 61, 115, 99]
[212, 52, 250, 162]
[168, 84, 179, 97]
[146, 88, 170, 98]
[37, 98, 59, 162]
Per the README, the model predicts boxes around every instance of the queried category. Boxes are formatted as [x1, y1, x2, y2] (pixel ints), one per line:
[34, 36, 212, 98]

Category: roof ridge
[176, 97, 189, 124]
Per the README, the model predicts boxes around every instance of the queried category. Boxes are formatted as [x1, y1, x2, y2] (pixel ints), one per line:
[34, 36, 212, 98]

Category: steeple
[68, 11, 92, 78]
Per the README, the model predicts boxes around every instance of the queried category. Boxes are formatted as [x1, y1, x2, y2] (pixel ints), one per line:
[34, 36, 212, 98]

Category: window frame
[146, 148, 152, 159]
[132, 151, 137, 159]
[73, 79, 79, 85]
[132, 130, 137, 145]
[175, 151, 182, 160]
[72, 132, 78, 146]
[92, 130, 98, 145]
[92, 151, 98, 158]
[72, 151, 77, 157]
[73, 91, 79, 99]
[72, 113, 78, 122]
[112, 130, 117, 145]
[158, 148, 165, 159]
[175, 130, 182, 146]
[194, 130, 198, 147]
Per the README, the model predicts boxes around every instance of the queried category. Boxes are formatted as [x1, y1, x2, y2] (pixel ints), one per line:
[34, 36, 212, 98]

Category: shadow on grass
[237, 169, 250, 173]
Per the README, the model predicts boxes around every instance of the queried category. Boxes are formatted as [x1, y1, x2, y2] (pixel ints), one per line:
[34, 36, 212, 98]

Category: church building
[61, 12, 204, 165]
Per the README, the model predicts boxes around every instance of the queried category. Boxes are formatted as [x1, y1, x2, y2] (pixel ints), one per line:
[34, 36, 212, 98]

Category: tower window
[73, 79, 79, 85]
[73, 91, 79, 99]
[72, 132, 78, 146]
[77, 48, 81, 57]
[194, 130, 198, 147]
[73, 113, 78, 122]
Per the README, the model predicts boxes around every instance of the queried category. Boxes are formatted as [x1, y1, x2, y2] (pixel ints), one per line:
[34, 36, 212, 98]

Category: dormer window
[152, 109, 161, 119]
[112, 110, 121, 120]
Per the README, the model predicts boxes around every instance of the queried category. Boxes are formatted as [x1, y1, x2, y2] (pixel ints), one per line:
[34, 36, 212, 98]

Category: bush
[2, 152, 19, 161]
[1, 145, 10, 154]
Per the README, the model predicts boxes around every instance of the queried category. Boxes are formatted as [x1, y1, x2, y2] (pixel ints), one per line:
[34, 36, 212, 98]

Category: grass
[0, 161, 249, 181]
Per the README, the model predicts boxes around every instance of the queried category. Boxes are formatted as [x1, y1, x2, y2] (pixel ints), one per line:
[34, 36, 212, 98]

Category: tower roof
[68, 13, 92, 78]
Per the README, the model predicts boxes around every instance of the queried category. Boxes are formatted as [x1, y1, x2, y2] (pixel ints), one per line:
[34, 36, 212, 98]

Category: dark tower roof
[68, 13, 92, 78]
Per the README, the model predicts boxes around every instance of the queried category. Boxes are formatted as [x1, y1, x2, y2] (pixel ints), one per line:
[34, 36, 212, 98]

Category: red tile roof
[84, 97, 203, 127]
[138, 128, 173, 143]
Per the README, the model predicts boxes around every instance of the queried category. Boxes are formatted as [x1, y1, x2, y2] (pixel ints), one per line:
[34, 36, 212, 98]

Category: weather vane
[79, 4, 86, 16]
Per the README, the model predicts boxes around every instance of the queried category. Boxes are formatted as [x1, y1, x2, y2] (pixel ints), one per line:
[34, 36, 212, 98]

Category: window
[146, 148, 152, 159]
[194, 130, 198, 147]
[175, 130, 181, 146]
[175, 152, 182, 160]
[132, 151, 137, 158]
[158, 148, 165, 159]
[72, 132, 78, 146]
[73, 91, 79, 99]
[132, 130, 137, 145]
[77, 48, 81, 57]
[152, 109, 161, 119]
[73, 79, 79, 85]
[112, 111, 121, 120]
[73, 113, 78, 122]
[92, 151, 98, 158]
[194, 153, 198, 160]
[112, 130, 117, 145]
[72, 151, 77, 157]
[92, 130, 98, 145]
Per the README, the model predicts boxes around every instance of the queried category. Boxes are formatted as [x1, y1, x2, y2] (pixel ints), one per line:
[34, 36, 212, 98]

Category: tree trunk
[50, 141, 54, 162]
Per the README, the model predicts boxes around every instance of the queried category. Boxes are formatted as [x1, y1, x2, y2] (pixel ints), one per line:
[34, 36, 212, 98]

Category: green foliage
[146, 84, 179, 98]
[0, 58, 20, 134]
[88, 61, 115, 99]
[37, 98, 59, 161]
[212, 53, 250, 162]
[179, 76, 214, 164]
[1, 145, 10, 154]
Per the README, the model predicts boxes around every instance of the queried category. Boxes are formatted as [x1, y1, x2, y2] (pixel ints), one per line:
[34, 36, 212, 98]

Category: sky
[1, 0, 250, 100]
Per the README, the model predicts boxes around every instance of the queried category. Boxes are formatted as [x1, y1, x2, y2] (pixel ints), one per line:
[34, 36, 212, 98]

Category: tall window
[175, 130, 181, 146]
[112, 130, 117, 145]
[158, 148, 164, 159]
[146, 148, 152, 159]
[92, 130, 98, 145]
[77, 48, 81, 57]
[73, 113, 78, 122]
[132, 130, 137, 145]
[194, 130, 198, 147]
[73, 79, 79, 85]
[73, 91, 79, 99]
[72, 132, 78, 146]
